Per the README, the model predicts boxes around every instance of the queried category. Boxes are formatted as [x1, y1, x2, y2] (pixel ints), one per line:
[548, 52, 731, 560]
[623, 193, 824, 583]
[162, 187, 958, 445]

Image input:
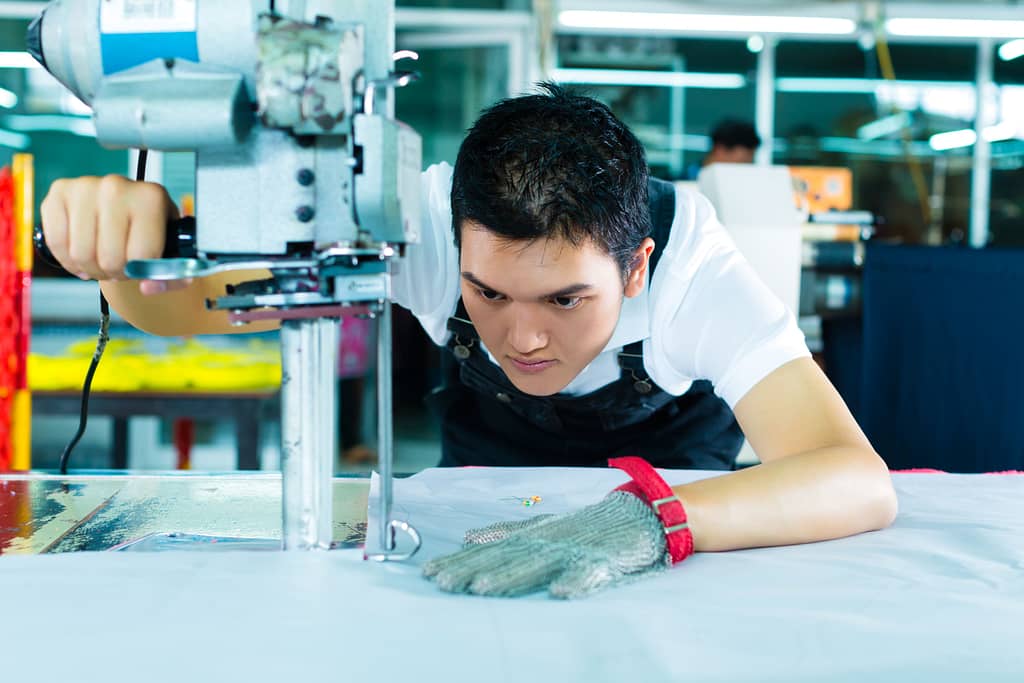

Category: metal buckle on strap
[651, 495, 688, 535]
[651, 495, 680, 511]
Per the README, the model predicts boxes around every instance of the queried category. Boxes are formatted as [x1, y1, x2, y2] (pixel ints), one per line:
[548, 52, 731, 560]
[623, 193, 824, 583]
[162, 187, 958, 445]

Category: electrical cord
[59, 149, 148, 474]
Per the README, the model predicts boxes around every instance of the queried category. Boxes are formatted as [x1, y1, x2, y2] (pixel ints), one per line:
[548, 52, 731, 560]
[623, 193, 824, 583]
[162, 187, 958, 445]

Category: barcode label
[124, 0, 176, 20]
[100, 0, 197, 34]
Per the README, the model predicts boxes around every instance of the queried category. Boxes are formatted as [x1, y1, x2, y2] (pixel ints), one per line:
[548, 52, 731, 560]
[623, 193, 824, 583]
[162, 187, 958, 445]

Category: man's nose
[507, 306, 548, 354]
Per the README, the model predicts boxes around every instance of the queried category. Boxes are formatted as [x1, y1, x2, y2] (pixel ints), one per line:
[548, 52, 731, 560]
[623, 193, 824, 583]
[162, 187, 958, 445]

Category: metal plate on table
[0, 474, 370, 555]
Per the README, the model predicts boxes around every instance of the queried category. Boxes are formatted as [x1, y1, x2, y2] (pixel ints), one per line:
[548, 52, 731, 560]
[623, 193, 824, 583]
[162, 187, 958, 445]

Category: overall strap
[646, 176, 677, 277]
[614, 177, 677, 393]
[617, 341, 653, 394]
[446, 299, 478, 360]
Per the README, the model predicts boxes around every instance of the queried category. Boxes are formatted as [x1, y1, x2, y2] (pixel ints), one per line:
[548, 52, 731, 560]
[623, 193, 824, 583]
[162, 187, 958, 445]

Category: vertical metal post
[755, 35, 776, 166]
[278, 1, 310, 21]
[668, 55, 686, 179]
[377, 267, 395, 551]
[531, 0, 555, 84]
[280, 317, 338, 550]
[930, 155, 948, 240]
[508, 31, 527, 96]
[970, 38, 995, 249]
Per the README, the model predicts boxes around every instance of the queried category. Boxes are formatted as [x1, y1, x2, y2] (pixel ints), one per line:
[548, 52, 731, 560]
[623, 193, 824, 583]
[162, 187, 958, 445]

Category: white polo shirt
[392, 163, 810, 409]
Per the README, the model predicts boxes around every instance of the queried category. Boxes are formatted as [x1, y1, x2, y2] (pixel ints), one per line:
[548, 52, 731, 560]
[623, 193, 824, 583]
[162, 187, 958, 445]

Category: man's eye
[552, 296, 582, 310]
[478, 289, 504, 302]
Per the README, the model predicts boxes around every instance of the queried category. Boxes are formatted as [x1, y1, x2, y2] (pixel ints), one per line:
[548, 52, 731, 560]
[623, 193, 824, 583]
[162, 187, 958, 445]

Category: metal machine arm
[30, 0, 421, 556]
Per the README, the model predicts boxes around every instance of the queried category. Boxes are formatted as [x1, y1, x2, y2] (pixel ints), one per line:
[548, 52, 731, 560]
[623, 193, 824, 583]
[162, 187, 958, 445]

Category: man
[41, 84, 895, 598]
[704, 118, 762, 166]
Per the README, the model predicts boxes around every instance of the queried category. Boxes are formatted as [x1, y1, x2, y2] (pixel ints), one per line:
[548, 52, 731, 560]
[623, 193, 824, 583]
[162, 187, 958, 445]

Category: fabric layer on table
[364, 467, 1024, 680]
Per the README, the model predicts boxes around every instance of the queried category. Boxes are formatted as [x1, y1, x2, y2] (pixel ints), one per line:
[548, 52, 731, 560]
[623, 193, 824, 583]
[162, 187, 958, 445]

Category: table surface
[2, 469, 1022, 683]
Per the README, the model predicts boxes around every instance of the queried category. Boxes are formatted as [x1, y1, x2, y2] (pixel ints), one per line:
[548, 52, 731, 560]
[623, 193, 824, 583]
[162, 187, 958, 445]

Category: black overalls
[427, 178, 744, 470]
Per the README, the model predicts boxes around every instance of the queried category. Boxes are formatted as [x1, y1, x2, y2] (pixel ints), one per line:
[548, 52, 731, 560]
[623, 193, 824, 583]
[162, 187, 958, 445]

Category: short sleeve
[647, 188, 810, 408]
[390, 163, 460, 346]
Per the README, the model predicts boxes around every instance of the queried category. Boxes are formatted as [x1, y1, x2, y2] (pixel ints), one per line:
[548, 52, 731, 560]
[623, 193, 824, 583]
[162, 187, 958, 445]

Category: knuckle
[137, 181, 171, 208]
[97, 173, 127, 200]
[46, 178, 66, 198]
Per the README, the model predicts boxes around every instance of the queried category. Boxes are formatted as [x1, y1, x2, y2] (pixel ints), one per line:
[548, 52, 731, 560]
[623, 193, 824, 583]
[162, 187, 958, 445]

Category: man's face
[459, 223, 647, 397]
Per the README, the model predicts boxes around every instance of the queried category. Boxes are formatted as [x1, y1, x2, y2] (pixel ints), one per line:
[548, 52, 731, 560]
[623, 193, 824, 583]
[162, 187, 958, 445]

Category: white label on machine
[100, 0, 198, 34]
[335, 275, 387, 302]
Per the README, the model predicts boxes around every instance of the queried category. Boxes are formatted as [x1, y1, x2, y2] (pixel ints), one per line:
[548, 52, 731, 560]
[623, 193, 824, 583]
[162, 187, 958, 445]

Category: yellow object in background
[30, 338, 281, 393]
[12, 154, 32, 272]
[10, 391, 30, 468]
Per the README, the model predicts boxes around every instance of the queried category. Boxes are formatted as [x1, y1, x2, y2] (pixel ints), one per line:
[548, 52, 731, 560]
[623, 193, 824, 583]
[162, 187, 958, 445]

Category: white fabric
[363, 467, 1024, 680]
[4, 471, 1022, 682]
[391, 163, 809, 407]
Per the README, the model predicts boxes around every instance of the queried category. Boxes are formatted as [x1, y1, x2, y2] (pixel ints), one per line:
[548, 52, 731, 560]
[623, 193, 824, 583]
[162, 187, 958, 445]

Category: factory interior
[1, 0, 1023, 681]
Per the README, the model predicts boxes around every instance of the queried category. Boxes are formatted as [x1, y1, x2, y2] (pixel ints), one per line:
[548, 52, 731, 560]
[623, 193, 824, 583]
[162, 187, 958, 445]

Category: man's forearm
[674, 447, 897, 552]
[100, 269, 279, 336]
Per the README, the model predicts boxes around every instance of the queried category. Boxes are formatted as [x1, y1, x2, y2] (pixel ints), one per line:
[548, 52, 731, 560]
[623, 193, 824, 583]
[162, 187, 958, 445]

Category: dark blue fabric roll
[857, 243, 1024, 472]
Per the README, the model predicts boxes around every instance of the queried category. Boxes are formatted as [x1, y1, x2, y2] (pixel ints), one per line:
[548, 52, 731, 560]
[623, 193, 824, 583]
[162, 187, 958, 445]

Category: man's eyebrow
[461, 272, 594, 300]
[461, 272, 504, 296]
[543, 283, 594, 299]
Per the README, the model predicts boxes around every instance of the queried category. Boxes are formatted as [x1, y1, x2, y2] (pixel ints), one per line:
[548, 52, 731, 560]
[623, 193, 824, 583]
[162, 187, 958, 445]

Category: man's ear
[624, 237, 656, 298]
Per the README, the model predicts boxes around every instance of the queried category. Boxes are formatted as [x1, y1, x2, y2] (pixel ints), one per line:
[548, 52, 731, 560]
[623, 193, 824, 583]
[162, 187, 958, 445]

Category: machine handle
[34, 216, 198, 270]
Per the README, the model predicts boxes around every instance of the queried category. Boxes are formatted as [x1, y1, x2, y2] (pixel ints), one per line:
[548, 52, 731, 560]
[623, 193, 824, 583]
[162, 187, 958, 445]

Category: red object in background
[338, 316, 371, 379]
[174, 419, 194, 470]
[13, 272, 28, 392]
[0, 168, 15, 471]
[0, 479, 30, 553]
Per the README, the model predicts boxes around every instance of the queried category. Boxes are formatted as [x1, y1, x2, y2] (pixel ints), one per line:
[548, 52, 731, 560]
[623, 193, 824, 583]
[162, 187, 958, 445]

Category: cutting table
[2, 467, 1022, 683]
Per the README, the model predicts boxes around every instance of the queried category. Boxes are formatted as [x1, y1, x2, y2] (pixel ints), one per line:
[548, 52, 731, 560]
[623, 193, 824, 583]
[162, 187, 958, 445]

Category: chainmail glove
[422, 490, 670, 599]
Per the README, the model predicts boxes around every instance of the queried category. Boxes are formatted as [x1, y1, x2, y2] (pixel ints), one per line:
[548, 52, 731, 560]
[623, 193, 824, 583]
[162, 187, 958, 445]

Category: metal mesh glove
[422, 491, 670, 599]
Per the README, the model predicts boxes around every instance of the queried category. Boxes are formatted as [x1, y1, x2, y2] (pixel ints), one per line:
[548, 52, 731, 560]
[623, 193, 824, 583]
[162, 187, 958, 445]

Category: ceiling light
[930, 123, 1019, 151]
[0, 87, 17, 109]
[0, 129, 30, 150]
[776, 77, 973, 94]
[558, 11, 856, 36]
[886, 18, 1024, 40]
[930, 129, 977, 151]
[552, 68, 745, 90]
[2, 114, 96, 137]
[983, 121, 1018, 143]
[999, 39, 1024, 61]
[856, 112, 912, 140]
[747, 35, 765, 53]
[0, 52, 42, 69]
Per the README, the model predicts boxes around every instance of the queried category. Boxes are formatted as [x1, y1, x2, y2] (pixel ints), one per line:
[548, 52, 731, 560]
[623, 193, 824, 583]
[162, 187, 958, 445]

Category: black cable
[57, 296, 110, 474]
[59, 150, 148, 474]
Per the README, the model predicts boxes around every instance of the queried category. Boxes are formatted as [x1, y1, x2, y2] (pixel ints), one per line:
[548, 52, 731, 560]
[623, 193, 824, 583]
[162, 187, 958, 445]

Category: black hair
[710, 119, 762, 150]
[451, 82, 650, 277]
